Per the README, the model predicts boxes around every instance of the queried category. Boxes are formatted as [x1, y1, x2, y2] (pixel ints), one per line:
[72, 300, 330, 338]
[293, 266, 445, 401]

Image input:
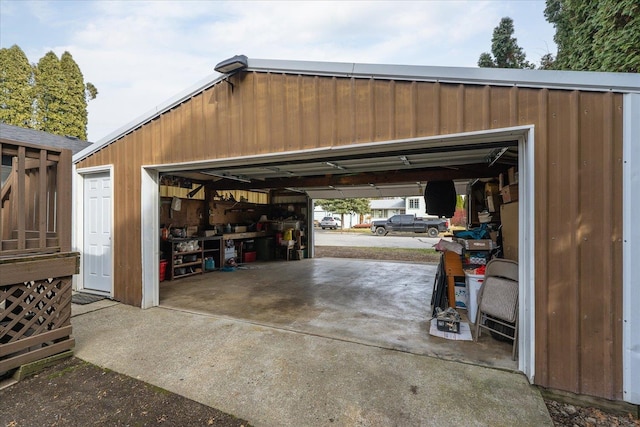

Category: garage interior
[156, 133, 521, 371]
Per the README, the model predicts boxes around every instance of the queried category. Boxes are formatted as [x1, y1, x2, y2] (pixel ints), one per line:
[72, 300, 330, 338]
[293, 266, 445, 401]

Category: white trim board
[623, 93, 640, 404]
[141, 168, 160, 309]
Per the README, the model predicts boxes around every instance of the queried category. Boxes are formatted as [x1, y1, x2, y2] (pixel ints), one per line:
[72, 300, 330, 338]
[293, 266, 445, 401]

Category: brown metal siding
[76, 73, 624, 400]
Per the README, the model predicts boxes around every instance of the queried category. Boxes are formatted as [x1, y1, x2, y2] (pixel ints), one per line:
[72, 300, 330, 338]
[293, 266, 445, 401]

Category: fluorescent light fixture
[487, 147, 509, 166]
[201, 171, 251, 183]
[264, 166, 294, 176]
[214, 55, 248, 74]
[325, 161, 346, 170]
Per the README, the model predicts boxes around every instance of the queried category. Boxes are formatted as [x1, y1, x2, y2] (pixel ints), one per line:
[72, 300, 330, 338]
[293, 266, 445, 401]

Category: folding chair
[474, 258, 519, 360]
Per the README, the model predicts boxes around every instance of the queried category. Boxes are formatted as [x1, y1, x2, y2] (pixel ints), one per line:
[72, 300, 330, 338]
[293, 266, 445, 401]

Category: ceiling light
[399, 155, 411, 166]
[487, 147, 509, 166]
[214, 54, 248, 74]
[201, 171, 251, 183]
[265, 166, 294, 176]
[325, 161, 346, 170]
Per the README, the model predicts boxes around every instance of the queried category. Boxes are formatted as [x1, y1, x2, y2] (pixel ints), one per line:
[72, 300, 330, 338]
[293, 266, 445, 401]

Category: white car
[320, 216, 341, 229]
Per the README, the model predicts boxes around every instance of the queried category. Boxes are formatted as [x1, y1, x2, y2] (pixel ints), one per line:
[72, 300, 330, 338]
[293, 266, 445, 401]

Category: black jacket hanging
[424, 180, 457, 218]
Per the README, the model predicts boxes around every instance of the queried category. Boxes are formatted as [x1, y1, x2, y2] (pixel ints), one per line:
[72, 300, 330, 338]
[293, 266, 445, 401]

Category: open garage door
[142, 125, 535, 380]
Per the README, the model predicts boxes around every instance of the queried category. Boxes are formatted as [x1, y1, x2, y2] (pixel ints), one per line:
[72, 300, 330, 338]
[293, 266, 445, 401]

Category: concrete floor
[71, 303, 552, 426]
[160, 258, 516, 371]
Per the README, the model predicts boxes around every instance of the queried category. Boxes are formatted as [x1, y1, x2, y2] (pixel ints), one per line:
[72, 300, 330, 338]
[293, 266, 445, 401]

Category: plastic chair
[474, 258, 519, 360]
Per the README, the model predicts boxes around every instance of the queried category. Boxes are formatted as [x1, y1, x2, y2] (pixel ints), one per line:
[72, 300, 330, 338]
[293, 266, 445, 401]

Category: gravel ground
[0, 357, 250, 427]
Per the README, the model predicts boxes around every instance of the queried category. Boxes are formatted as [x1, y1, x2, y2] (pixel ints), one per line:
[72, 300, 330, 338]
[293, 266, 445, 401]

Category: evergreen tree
[0, 46, 97, 139]
[0, 45, 33, 127]
[61, 52, 88, 139]
[478, 17, 535, 69]
[34, 51, 67, 136]
[545, 0, 639, 72]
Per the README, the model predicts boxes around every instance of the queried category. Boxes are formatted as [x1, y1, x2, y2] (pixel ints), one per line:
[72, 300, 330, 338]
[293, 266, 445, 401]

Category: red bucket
[159, 260, 168, 282]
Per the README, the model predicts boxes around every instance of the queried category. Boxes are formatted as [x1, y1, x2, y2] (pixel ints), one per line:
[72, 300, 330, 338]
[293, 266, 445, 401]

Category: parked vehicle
[370, 214, 448, 237]
[320, 216, 342, 229]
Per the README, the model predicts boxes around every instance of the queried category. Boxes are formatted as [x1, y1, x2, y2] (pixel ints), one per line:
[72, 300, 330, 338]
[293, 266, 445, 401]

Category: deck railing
[1, 138, 72, 255]
[1, 138, 77, 375]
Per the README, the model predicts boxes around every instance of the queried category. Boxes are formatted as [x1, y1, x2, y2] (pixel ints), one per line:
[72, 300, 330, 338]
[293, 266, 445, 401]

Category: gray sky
[0, 0, 556, 142]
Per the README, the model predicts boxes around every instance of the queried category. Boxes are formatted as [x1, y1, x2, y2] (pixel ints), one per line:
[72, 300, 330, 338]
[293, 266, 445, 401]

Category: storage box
[233, 225, 247, 233]
[461, 239, 493, 251]
[436, 318, 461, 334]
[242, 251, 256, 263]
[283, 220, 301, 230]
[484, 182, 501, 213]
[204, 229, 217, 237]
[454, 281, 467, 309]
[465, 273, 485, 323]
[467, 251, 489, 265]
[501, 184, 518, 203]
[508, 167, 517, 185]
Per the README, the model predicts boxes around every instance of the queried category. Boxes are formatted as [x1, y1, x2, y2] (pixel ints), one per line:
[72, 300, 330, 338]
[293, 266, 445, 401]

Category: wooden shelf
[175, 260, 201, 268]
[175, 250, 201, 256]
[162, 236, 222, 280]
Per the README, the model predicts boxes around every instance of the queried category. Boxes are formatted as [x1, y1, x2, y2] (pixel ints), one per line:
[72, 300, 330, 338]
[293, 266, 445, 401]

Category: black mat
[72, 293, 105, 305]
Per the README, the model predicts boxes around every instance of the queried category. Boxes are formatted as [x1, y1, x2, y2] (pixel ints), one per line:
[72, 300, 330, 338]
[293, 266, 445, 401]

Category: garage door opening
[142, 126, 535, 379]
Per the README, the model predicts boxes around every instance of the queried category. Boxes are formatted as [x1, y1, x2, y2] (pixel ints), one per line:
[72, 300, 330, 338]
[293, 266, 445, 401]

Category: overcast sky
[1, 0, 557, 142]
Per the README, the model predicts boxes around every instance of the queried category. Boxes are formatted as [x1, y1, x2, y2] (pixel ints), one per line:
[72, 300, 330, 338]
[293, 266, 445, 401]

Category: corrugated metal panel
[75, 74, 624, 400]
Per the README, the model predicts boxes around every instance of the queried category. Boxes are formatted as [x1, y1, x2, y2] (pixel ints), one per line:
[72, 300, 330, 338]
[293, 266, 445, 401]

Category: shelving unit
[163, 236, 222, 280]
[202, 236, 223, 272]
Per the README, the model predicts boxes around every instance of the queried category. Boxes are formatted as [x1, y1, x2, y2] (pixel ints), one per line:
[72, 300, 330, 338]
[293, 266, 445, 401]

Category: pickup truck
[370, 214, 449, 237]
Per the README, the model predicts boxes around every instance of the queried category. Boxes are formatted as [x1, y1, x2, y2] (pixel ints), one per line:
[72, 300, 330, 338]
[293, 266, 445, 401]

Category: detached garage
[72, 56, 639, 404]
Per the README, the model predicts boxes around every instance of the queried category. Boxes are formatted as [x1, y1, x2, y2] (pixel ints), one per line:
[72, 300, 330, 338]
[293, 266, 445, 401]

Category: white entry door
[83, 171, 112, 294]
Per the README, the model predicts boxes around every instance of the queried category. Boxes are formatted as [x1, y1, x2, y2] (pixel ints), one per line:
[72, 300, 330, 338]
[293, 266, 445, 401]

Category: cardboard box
[204, 229, 217, 237]
[501, 184, 519, 203]
[233, 225, 247, 233]
[485, 182, 500, 213]
[462, 239, 493, 251]
[508, 167, 517, 185]
[500, 201, 519, 262]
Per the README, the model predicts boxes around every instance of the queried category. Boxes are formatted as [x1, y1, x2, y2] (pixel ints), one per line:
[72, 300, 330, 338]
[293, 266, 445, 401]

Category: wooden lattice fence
[0, 251, 78, 374]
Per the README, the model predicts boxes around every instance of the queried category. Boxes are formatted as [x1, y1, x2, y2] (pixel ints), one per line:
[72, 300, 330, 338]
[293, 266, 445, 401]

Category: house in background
[369, 198, 405, 219]
[313, 204, 358, 228]
[0, 123, 91, 185]
[0, 123, 91, 153]
[405, 196, 424, 218]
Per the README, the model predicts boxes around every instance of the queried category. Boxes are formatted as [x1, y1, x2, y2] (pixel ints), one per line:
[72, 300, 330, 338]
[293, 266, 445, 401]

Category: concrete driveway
[71, 301, 552, 427]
